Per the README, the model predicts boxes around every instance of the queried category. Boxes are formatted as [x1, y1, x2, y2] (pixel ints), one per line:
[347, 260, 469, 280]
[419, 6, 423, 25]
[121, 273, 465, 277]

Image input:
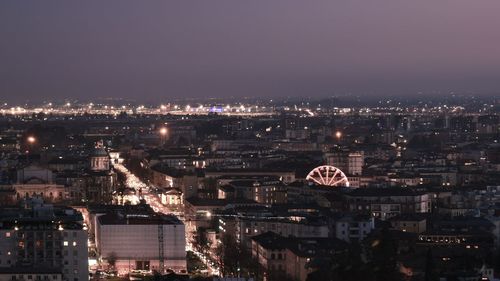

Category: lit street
[113, 162, 220, 276]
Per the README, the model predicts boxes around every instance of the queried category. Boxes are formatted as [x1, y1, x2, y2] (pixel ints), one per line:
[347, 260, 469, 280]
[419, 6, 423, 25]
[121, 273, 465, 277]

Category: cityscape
[0, 96, 498, 281]
[1, 1, 500, 281]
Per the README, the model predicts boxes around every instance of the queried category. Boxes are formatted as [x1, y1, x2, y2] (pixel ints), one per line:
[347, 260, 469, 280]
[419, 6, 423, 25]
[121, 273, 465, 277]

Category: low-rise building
[335, 214, 374, 242]
[251, 232, 348, 281]
[218, 179, 287, 205]
[389, 214, 427, 234]
[344, 188, 431, 220]
[237, 216, 329, 248]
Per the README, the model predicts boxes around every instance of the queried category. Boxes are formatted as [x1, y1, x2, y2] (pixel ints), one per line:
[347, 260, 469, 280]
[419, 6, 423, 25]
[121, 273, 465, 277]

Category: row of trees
[306, 228, 404, 281]
[191, 230, 266, 280]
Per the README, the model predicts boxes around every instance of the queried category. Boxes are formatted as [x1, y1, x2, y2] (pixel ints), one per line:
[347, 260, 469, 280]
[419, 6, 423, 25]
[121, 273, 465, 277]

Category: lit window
[5, 232, 10, 238]
[63, 241, 69, 246]
[72, 241, 77, 246]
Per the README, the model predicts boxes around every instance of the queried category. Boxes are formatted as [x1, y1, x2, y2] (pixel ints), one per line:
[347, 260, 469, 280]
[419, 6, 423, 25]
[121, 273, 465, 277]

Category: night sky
[1, 1, 500, 103]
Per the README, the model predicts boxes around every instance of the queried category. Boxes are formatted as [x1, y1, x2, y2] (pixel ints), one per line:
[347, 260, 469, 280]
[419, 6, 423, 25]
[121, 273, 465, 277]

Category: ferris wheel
[306, 165, 349, 187]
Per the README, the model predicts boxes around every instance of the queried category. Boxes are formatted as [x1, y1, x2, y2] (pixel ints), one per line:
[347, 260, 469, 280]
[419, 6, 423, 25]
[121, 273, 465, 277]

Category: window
[28, 276, 33, 280]
[63, 241, 68, 246]
[5, 232, 11, 238]
[72, 241, 77, 246]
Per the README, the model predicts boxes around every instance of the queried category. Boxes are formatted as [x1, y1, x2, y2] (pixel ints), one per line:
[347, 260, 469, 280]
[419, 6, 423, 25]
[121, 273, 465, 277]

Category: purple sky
[1, 0, 500, 103]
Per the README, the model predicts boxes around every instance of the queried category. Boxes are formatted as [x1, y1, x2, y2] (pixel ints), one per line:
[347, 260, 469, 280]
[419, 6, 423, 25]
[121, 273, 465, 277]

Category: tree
[107, 252, 118, 270]
[424, 248, 438, 281]
[191, 228, 210, 256]
[306, 243, 375, 281]
[238, 245, 264, 281]
[370, 228, 402, 281]
[214, 233, 240, 276]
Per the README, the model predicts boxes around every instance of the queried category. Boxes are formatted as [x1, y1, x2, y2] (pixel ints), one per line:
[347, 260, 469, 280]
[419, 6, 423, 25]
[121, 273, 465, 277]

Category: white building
[95, 211, 186, 274]
[335, 215, 375, 242]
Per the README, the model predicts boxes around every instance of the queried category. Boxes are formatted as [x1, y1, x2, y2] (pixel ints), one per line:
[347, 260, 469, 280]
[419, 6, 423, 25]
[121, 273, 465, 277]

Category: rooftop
[98, 212, 183, 225]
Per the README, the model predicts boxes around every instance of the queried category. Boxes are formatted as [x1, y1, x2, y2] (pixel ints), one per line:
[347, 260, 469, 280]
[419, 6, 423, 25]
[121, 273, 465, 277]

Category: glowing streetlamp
[27, 136, 36, 144]
[159, 127, 167, 136]
[26, 136, 36, 162]
[159, 127, 167, 145]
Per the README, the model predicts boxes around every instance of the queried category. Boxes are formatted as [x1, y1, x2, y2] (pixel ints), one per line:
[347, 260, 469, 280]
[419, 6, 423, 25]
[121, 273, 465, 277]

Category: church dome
[91, 147, 108, 157]
[90, 140, 110, 171]
[91, 140, 109, 157]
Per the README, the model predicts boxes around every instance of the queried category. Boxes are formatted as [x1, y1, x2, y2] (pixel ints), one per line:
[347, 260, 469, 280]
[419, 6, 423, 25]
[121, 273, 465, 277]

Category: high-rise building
[0, 199, 88, 281]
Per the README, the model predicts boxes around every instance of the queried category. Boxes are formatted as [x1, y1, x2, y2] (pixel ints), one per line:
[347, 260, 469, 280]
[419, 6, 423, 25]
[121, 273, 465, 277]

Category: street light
[159, 127, 167, 146]
[159, 127, 167, 136]
[335, 131, 342, 139]
[26, 136, 36, 163]
[27, 136, 36, 144]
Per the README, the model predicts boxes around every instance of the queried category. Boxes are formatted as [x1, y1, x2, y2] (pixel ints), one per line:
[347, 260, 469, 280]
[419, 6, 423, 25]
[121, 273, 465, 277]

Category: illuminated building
[0, 198, 88, 281]
[95, 209, 186, 274]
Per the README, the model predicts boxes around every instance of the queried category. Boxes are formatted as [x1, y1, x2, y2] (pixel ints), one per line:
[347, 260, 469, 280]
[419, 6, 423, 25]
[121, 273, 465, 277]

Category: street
[112, 163, 220, 276]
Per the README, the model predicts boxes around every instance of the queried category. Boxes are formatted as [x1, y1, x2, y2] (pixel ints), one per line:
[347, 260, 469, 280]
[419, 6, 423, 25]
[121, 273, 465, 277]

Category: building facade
[95, 211, 186, 274]
[0, 199, 88, 281]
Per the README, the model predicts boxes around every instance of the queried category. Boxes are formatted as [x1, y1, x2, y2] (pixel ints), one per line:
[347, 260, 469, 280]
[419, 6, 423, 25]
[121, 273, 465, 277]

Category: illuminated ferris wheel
[306, 165, 349, 187]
